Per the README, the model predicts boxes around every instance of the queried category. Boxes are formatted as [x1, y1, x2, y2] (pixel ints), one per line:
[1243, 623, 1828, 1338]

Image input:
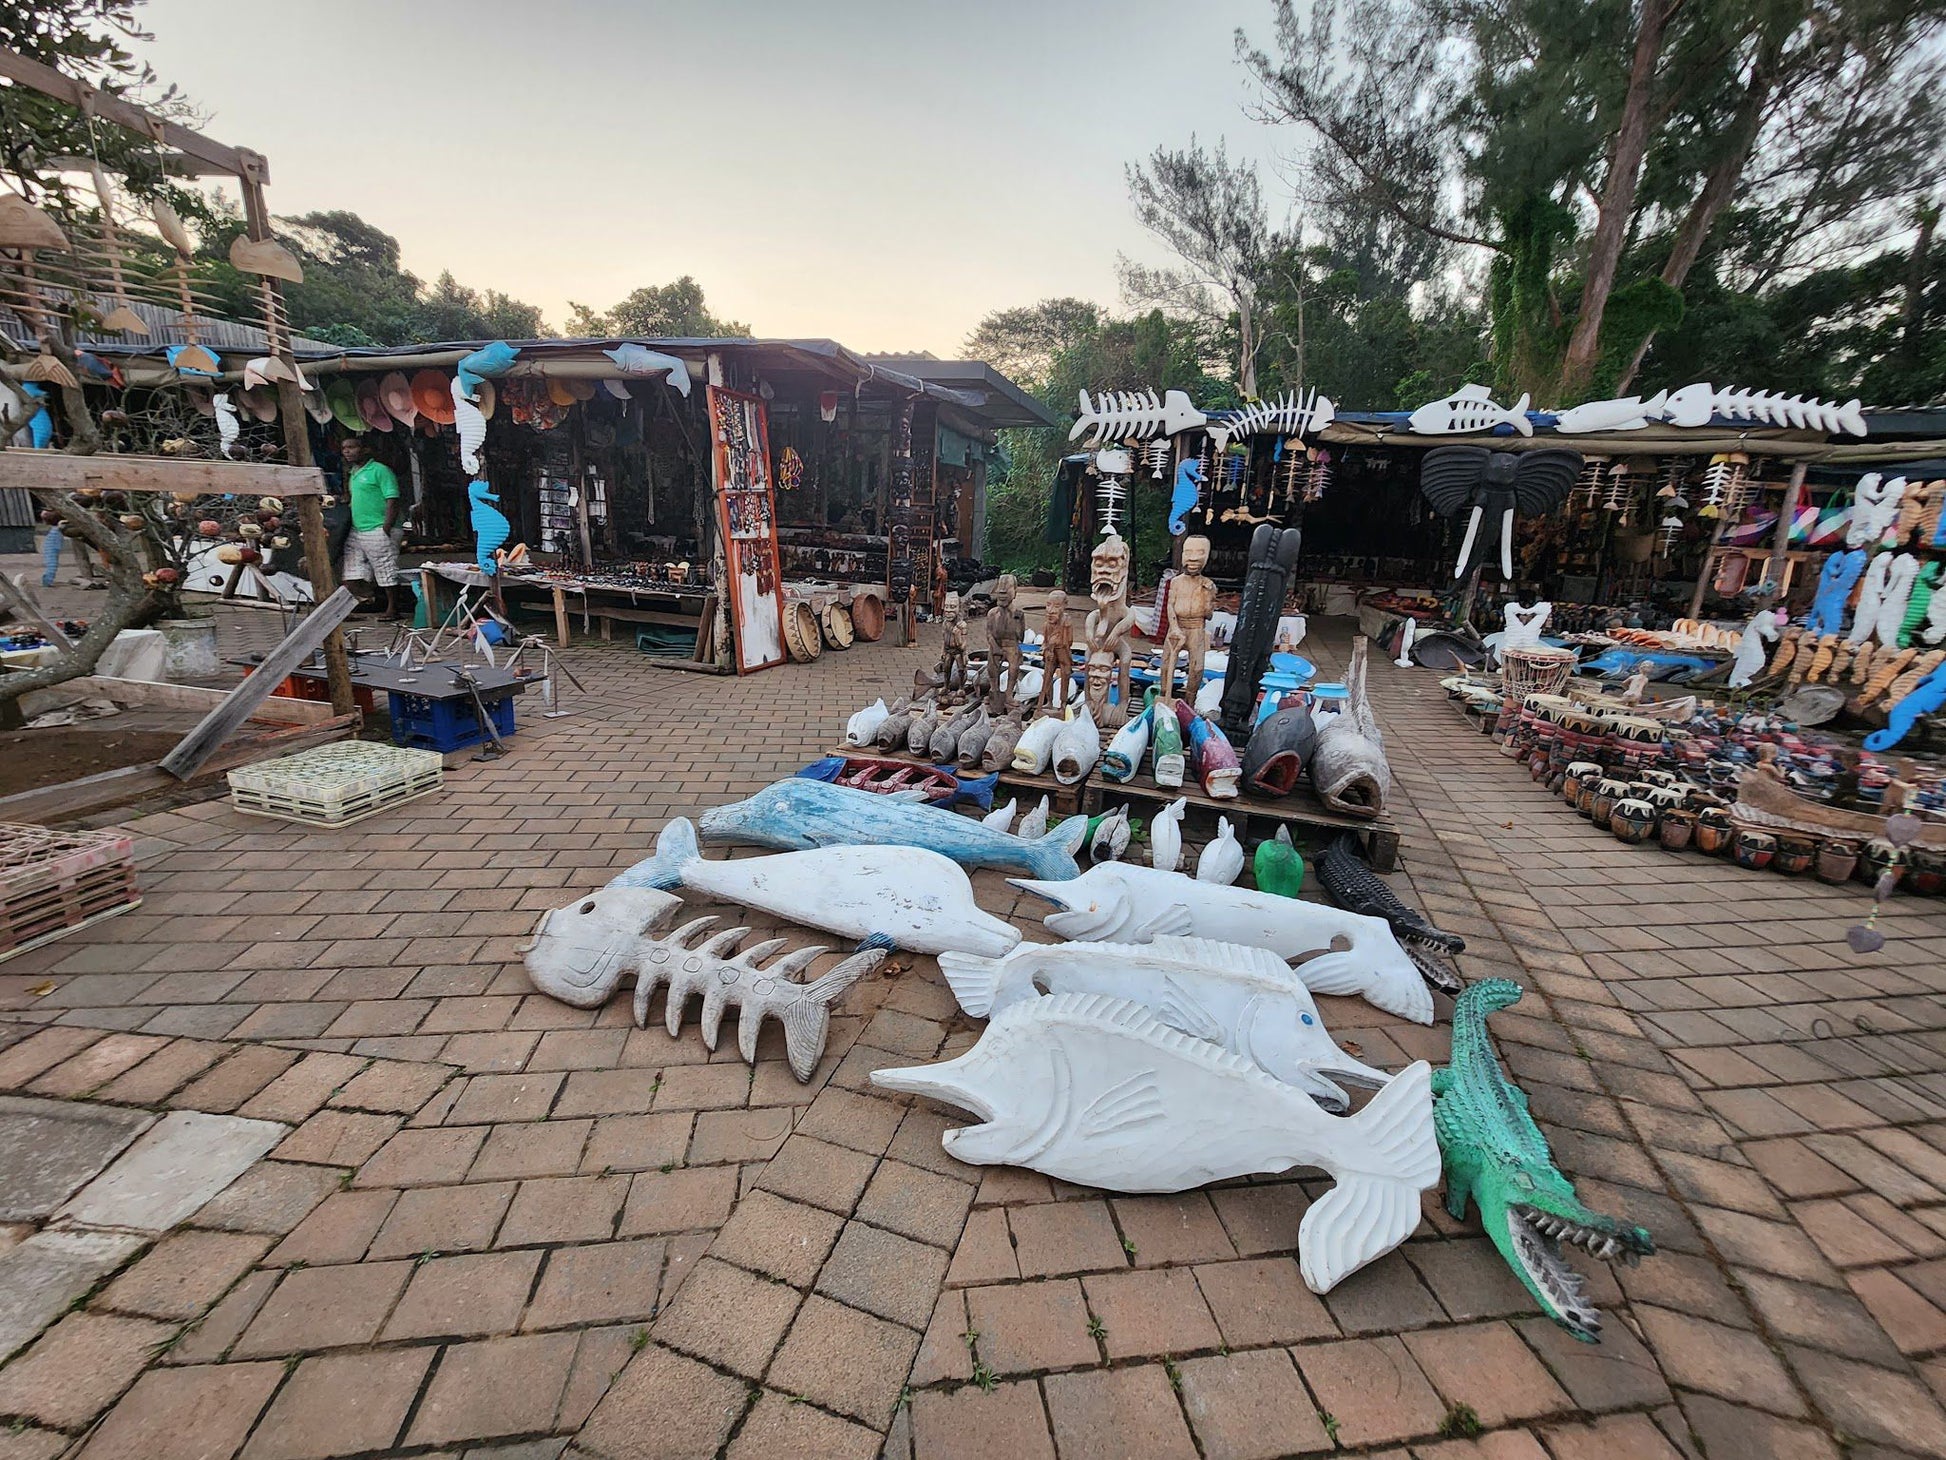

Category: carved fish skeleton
[1207, 389, 1336, 452]
[1069, 388, 1208, 443]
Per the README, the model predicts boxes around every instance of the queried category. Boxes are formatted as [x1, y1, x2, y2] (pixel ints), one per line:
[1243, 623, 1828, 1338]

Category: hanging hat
[242, 358, 274, 391]
[326, 377, 366, 432]
[602, 379, 631, 400]
[547, 378, 579, 409]
[304, 389, 333, 425]
[567, 378, 596, 402]
[412, 369, 457, 425]
[184, 384, 217, 418]
[356, 378, 394, 431]
[239, 385, 280, 423]
[379, 371, 417, 427]
[475, 380, 496, 420]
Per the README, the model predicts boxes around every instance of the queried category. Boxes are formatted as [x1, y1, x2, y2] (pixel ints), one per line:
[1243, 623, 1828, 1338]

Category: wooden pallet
[0, 824, 142, 962]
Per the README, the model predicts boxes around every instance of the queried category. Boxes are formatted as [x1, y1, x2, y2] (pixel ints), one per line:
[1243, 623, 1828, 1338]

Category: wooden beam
[0, 574, 73, 650]
[0, 48, 267, 184]
[0, 452, 326, 496]
[158, 586, 356, 780]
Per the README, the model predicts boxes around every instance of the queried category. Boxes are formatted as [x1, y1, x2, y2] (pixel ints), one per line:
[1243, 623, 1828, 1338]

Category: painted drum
[1732, 829, 1777, 871]
[1610, 797, 1658, 845]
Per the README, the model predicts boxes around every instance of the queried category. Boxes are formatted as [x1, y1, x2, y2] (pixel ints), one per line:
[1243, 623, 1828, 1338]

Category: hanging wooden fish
[1408, 384, 1533, 437]
[1069, 388, 1207, 443]
[453, 377, 487, 474]
[603, 344, 692, 395]
[1548, 390, 1668, 433]
[1419, 446, 1583, 579]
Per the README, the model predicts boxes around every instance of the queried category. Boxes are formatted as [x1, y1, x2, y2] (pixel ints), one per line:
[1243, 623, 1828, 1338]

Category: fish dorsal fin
[1079, 1070, 1166, 1138]
[1017, 993, 1289, 1091]
[1455, 383, 1493, 400]
[1147, 935, 1292, 982]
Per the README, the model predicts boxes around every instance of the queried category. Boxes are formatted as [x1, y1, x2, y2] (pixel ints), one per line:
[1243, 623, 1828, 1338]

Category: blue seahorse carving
[1865, 662, 1946, 751]
[1169, 458, 1205, 537]
[469, 478, 511, 577]
[1801, 548, 1868, 636]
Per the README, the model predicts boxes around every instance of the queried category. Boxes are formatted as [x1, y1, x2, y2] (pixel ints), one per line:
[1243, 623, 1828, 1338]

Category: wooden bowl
[783, 601, 823, 662]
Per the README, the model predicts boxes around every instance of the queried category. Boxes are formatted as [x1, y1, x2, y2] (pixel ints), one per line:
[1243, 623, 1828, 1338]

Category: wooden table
[419, 565, 709, 647]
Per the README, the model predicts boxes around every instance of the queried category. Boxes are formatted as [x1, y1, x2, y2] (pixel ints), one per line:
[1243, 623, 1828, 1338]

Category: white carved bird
[1196, 817, 1245, 886]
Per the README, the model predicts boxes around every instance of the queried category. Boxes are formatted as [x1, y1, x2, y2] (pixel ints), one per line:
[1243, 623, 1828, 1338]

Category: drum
[820, 602, 854, 650]
[783, 601, 822, 662]
[850, 591, 885, 642]
[1501, 645, 1576, 700]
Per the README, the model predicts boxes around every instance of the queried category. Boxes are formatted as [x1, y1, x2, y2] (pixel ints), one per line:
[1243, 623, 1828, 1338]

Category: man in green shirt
[339, 438, 404, 619]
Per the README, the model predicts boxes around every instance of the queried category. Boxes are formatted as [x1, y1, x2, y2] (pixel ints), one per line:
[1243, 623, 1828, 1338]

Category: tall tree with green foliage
[563, 277, 749, 338]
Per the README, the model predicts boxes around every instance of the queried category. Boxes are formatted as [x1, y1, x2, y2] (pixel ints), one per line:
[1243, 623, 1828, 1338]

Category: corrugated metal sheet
[0, 296, 341, 356]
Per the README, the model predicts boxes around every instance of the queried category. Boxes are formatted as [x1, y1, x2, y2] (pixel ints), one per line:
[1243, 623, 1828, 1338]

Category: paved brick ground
[1, 609, 1943, 1459]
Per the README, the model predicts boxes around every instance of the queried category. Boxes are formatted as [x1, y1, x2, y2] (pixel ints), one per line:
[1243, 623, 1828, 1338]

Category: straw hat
[475, 380, 497, 420]
[326, 378, 366, 432]
[602, 379, 631, 400]
[356, 378, 394, 431]
[567, 378, 596, 402]
[412, 369, 456, 425]
[547, 378, 579, 409]
[304, 389, 333, 425]
[239, 385, 280, 423]
[379, 371, 417, 427]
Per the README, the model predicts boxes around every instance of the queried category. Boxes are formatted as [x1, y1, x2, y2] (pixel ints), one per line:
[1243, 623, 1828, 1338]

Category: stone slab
[0, 1229, 147, 1362]
[56, 1111, 285, 1235]
[0, 1097, 154, 1223]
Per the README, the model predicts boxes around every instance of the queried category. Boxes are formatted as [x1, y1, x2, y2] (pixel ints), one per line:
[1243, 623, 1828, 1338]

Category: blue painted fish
[691, 778, 1087, 880]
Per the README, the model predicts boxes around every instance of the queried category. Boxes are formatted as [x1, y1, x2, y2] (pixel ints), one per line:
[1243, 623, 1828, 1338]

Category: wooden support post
[1765, 462, 1807, 603]
[1687, 514, 1732, 617]
[239, 174, 354, 718]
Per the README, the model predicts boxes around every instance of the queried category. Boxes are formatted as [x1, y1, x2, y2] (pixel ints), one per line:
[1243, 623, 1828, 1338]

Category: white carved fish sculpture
[1209, 389, 1336, 451]
[614, 818, 1020, 957]
[1012, 714, 1063, 774]
[1051, 703, 1101, 785]
[1149, 796, 1186, 874]
[872, 993, 1439, 1293]
[1070, 387, 1208, 443]
[982, 797, 1017, 832]
[1658, 382, 1866, 436]
[1407, 383, 1533, 438]
[522, 885, 879, 1080]
[844, 698, 890, 747]
[1010, 861, 1435, 1023]
[603, 344, 692, 396]
[937, 936, 1393, 1111]
[1196, 817, 1245, 886]
[1016, 794, 1051, 842]
[1548, 391, 1667, 433]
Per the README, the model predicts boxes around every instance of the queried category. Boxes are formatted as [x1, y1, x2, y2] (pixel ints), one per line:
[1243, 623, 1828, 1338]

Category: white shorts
[341, 527, 399, 588]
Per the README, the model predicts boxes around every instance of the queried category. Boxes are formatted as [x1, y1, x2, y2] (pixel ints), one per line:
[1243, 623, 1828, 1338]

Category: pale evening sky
[136, 0, 1299, 357]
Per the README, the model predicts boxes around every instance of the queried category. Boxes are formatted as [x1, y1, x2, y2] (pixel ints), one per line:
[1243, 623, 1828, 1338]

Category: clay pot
[1563, 762, 1602, 808]
[1907, 848, 1946, 897]
[1610, 798, 1658, 845]
[1695, 808, 1735, 856]
[1860, 838, 1905, 891]
[1773, 834, 1816, 877]
[1733, 829, 1778, 872]
[1658, 809, 1697, 852]
[1815, 839, 1860, 884]
[1685, 788, 1724, 813]
[1590, 779, 1629, 827]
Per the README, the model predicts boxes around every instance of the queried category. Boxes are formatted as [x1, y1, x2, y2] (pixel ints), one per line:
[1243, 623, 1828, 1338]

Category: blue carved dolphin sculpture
[675, 778, 1087, 881]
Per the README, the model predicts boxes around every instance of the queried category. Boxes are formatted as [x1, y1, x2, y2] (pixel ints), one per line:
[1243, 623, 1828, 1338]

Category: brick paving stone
[1736, 1269, 1907, 1366]
[1404, 1238, 1543, 1323]
[1291, 1335, 1448, 1448]
[522, 1239, 666, 1330]
[0, 1311, 177, 1429]
[527, 1029, 628, 1071]
[193, 1161, 343, 1236]
[556, 1323, 636, 1432]
[651, 1257, 801, 1379]
[383, 1249, 543, 1339]
[911, 1289, 972, 1386]
[685, 1106, 794, 1164]
[1191, 1257, 1338, 1346]
[271, 1109, 401, 1167]
[239, 1347, 435, 1460]
[0, 1028, 102, 1088]
[367, 1182, 514, 1260]
[725, 1390, 880, 1460]
[1848, 1267, 1946, 1357]
[159, 1269, 276, 1367]
[767, 1294, 922, 1428]
[754, 1134, 877, 1214]
[1109, 1192, 1236, 1267]
[27, 1033, 168, 1097]
[1042, 1364, 1198, 1460]
[795, 1085, 906, 1156]
[1634, 1306, 1807, 1417]
[448, 1071, 564, 1125]
[909, 1381, 1056, 1460]
[1541, 1413, 1688, 1460]
[231, 1260, 412, 1357]
[944, 1206, 1017, 1287]
[170, 1046, 300, 1113]
[405, 1332, 579, 1446]
[355, 1127, 487, 1188]
[331, 1059, 452, 1114]
[1615, 1251, 1752, 1329]
[0, 1428, 68, 1460]
[442, 1030, 542, 1073]
[581, 1112, 691, 1174]
[97, 1229, 271, 1320]
[814, 1221, 949, 1329]
[498, 1175, 627, 1246]
[555, 1069, 662, 1119]
[76, 1362, 282, 1460]
[1008, 1199, 1127, 1278]
[1321, 1252, 1448, 1334]
[618, 1166, 738, 1236]
[470, 1121, 593, 1182]
[1080, 1267, 1221, 1359]
[1513, 1315, 1672, 1411]
[709, 1189, 844, 1288]
[964, 1279, 1099, 1374]
[237, 1053, 368, 1124]
[653, 1062, 751, 1110]
[1403, 1321, 1574, 1427]
[1784, 1344, 1946, 1455]
[1207, 1183, 1308, 1257]
[973, 1167, 1053, 1206]
[1178, 1348, 1334, 1459]
[1679, 1394, 1843, 1460]
[574, 1341, 747, 1460]
[95, 1040, 227, 1105]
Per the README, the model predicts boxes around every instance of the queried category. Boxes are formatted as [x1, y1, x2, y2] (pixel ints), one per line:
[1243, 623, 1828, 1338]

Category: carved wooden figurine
[938, 592, 969, 688]
[1039, 590, 1074, 710]
[1158, 535, 1216, 702]
[1084, 531, 1138, 725]
[986, 575, 1025, 713]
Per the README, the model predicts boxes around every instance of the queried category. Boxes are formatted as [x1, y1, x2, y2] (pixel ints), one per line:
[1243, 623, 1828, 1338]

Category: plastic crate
[228, 740, 444, 826]
[0, 824, 141, 962]
[386, 690, 516, 752]
[263, 670, 377, 716]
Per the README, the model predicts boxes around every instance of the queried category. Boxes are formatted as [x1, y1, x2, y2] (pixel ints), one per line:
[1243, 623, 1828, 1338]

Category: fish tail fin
[619, 818, 701, 892]
[955, 770, 998, 810]
[937, 951, 1002, 1018]
[1046, 814, 1089, 857]
[1298, 1062, 1439, 1293]
[1508, 393, 1533, 435]
[779, 947, 883, 1080]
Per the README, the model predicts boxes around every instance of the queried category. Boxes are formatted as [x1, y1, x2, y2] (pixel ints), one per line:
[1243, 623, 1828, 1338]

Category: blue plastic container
[387, 691, 515, 752]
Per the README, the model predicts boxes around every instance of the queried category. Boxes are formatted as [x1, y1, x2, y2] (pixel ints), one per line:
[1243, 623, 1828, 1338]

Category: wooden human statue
[1158, 534, 1216, 702]
[986, 574, 1025, 712]
[938, 592, 969, 688]
[1083, 531, 1138, 719]
[1038, 589, 1074, 710]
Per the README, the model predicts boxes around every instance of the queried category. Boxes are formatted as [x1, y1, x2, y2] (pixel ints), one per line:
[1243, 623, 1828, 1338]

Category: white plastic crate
[0, 824, 141, 962]
[228, 741, 445, 826]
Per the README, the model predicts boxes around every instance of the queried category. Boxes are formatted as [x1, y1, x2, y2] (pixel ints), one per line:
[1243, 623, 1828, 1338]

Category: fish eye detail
[580, 902, 597, 914]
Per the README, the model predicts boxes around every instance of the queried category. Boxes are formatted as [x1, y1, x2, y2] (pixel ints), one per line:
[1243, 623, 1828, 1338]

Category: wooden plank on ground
[158, 586, 356, 780]
[0, 452, 327, 497]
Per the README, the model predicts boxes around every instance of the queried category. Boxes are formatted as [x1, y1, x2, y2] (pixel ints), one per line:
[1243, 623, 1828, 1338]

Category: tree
[564, 277, 749, 338]
[1123, 139, 1273, 397]
[964, 298, 1104, 385]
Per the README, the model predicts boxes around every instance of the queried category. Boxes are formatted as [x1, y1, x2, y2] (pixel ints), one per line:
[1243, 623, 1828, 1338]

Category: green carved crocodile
[1432, 978, 1654, 1342]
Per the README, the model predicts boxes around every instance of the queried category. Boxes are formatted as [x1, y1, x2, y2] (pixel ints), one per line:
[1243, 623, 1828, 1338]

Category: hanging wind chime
[1304, 446, 1332, 502]
[1697, 452, 1750, 519]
